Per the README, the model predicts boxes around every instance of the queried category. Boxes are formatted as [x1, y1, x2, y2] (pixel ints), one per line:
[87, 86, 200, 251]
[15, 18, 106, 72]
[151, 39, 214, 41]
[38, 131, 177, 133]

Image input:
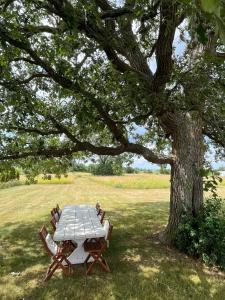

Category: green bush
[70, 163, 89, 172]
[91, 161, 123, 176]
[175, 197, 225, 270]
[0, 167, 20, 182]
[125, 166, 138, 174]
[90, 157, 123, 176]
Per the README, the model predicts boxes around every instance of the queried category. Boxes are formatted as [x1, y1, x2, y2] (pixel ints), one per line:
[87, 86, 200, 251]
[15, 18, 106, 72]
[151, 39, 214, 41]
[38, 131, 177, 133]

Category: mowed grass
[0, 173, 225, 300]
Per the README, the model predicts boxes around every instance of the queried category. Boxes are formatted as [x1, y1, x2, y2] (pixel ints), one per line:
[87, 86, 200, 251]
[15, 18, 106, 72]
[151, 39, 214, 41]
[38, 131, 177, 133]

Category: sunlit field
[91, 173, 171, 189]
[0, 173, 225, 300]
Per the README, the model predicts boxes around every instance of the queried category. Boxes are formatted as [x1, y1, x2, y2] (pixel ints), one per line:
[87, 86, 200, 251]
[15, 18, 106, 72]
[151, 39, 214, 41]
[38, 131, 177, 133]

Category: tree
[90, 155, 124, 175]
[0, 0, 224, 243]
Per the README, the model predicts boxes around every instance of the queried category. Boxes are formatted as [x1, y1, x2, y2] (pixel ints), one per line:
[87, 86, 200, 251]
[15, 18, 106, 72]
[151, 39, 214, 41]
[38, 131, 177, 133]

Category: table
[53, 204, 106, 264]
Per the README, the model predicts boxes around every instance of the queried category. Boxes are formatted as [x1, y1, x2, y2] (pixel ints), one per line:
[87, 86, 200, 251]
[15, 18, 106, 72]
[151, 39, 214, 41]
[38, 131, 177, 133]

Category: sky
[132, 154, 225, 171]
[131, 126, 225, 170]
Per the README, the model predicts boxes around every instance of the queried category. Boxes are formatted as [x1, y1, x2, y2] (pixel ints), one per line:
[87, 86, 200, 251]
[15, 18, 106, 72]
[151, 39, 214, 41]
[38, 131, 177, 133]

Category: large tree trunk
[160, 113, 204, 244]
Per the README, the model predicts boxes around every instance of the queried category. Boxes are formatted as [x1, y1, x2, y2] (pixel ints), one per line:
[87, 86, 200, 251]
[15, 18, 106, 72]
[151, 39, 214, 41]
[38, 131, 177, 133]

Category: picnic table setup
[39, 203, 113, 282]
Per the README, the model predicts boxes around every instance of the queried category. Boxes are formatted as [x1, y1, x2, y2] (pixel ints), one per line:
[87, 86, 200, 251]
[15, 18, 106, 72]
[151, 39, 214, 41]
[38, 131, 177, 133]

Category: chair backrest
[103, 220, 113, 241]
[96, 202, 101, 214]
[100, 210, 105, 223]
[98, 209, 105, 223]
[39, 226, 58, 257]
[50, 218, 56, 230]
[56, 204, 62, 216]
[51, 208, 60, 222]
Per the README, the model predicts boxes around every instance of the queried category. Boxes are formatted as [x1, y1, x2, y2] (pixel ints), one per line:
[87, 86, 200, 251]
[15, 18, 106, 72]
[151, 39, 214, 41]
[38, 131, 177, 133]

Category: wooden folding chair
[84, 220, 113, 275]
[39, 226, 74, 281]
[98, 209, 105, 224]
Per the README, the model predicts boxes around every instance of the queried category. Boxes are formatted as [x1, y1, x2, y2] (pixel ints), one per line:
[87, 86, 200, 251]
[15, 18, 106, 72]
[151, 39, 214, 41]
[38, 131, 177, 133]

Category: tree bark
[160, 113, 204, 244]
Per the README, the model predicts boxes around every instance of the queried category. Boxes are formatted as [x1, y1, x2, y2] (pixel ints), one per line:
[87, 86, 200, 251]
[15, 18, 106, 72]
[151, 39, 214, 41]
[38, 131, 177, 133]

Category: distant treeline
[70, 162, 171, 175]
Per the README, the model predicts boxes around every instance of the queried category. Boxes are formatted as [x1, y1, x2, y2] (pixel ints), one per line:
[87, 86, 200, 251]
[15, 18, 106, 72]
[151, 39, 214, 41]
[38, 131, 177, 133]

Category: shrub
[125, 166, 138, 174]
[175, 197, 225, 270]
[24, 168, 39, 185]
[25, 176, 38, 185]
[70, 163, 88, 172]
[0, 167, 20, 182]
[0, 180, 23, 189]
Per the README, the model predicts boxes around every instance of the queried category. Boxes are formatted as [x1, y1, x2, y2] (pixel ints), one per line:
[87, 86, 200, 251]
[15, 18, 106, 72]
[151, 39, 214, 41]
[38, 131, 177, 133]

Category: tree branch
[101, 7, 133, 19]
[7, 126, 61, 136]
[9, 57, 37, 65]
[0, 139, 174, 164]
[44, 1, 150, 80]
[140, 0, 160, 23]
[0, 73, 50, 86]
[153, 2, 177, 92]
[203, 129, 225, 148]
[126, 143, 174, 164]
[21, 25, 61, 36]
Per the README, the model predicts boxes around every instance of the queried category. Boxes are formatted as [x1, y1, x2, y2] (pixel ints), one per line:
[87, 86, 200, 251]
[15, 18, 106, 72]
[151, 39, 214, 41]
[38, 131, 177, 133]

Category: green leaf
[200, 0, 220, 14]
[215, 15, 225, 44]
[196, 23, 208, 44]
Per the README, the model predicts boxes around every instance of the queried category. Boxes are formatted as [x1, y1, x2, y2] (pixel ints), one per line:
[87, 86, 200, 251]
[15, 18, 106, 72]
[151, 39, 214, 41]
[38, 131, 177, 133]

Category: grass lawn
[0, 173, 225, 300]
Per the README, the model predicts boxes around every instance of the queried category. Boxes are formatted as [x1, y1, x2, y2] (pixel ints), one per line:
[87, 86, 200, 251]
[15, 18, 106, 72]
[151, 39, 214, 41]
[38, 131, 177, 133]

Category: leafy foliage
[201, 167, 222, 197]
[90, 156, 123, 176]
[20, 157, 71, 184]
[0, 165, 20, 182]
[200, 0, 225, 43]
[175, 197, 225, 270]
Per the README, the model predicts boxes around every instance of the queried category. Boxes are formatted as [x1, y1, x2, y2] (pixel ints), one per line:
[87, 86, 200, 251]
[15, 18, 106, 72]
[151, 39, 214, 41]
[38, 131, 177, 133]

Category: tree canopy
[0, 0, 224, 164]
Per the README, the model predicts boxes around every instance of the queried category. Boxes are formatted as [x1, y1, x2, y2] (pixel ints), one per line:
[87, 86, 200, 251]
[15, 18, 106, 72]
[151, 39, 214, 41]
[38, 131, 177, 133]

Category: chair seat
[84, 239, 106, 252]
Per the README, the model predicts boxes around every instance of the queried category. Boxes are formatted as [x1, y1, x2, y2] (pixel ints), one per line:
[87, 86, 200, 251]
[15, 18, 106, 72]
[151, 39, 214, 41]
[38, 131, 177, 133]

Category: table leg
[67, 239, 93, 265]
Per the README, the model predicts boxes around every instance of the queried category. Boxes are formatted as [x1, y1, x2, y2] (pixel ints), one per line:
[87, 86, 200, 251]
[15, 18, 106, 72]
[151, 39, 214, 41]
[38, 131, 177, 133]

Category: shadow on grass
[0, 202, 225, 300]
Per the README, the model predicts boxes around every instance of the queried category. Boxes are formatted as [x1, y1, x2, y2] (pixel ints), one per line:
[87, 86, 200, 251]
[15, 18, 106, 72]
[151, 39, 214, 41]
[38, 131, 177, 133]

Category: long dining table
[53, 204, 106, 264]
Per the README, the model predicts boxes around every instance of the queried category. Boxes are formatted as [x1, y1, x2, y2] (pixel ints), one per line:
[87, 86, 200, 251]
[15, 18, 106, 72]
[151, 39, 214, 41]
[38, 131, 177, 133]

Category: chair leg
[86, 253, 98, 275]
[84, 254, 91, 264]
[43, 256, 67, 282]
[44, 260, 59, 282]
[62, 264, 72, 276]
[86, 253, 111, 275]
[101, 257, 111, 272]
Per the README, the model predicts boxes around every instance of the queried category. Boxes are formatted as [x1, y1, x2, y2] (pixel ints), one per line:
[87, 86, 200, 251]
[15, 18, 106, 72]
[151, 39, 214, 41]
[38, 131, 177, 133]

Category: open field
[0, 173, 225, 300]
[91, 173, 171, 189]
